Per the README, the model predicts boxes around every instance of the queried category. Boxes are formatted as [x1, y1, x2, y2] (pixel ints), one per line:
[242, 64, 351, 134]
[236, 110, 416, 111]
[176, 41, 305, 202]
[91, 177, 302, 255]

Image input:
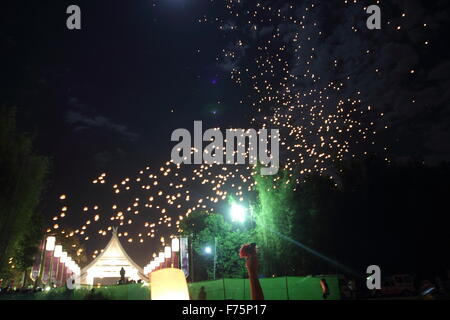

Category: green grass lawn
[0, 275, 340, 300]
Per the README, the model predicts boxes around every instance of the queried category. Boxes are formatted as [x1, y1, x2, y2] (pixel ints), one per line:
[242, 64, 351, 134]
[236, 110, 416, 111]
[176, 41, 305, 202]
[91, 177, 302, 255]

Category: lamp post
[204, 237, 218, 280]
[189, 234, 194, 282]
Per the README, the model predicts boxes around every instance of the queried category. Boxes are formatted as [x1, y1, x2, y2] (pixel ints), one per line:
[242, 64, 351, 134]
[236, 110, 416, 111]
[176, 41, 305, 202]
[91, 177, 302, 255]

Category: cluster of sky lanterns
[50, 157, 254, 258]
[50, 158, 256, 258]
[43, 0, 430, 258]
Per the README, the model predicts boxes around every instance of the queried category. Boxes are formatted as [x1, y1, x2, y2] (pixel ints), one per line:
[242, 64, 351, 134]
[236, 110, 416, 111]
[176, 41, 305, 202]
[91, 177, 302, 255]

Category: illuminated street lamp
[230, 202, 246, 223]
[204, 246, 212, 254]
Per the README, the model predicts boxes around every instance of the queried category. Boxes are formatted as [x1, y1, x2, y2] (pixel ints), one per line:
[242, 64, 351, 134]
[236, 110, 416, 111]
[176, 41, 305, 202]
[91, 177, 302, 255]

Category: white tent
[80, 228, 147, 285]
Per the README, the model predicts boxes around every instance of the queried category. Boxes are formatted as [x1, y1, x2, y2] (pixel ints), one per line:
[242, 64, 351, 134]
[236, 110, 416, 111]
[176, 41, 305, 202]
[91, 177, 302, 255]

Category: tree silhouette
[0, 107, 48, 280]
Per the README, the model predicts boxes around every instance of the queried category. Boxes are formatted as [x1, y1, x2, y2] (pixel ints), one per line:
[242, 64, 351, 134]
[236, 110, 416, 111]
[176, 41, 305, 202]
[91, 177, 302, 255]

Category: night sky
[2, 0, 450, 267]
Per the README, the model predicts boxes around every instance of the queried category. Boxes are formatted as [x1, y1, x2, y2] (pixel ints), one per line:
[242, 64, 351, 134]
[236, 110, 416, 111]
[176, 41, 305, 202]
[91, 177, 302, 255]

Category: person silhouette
[240, 243, 264, 300]
[320, 278, 330, 299]
[119, 267, 126, 285]
[198, 286, 207, 300]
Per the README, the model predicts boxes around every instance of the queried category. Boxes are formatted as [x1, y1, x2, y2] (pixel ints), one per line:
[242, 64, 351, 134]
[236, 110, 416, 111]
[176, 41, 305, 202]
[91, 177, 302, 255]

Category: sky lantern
[150, 268, 189, 300]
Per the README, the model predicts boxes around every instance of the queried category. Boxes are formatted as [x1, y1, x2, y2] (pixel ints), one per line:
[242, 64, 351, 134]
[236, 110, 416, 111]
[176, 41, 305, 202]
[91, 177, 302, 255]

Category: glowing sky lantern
[150, 268, 189, 300]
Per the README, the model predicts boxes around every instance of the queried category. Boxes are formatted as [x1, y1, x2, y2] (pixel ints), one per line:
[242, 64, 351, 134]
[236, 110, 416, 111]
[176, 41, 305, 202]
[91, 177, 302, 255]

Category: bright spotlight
[204, 246, 212, 254]
[230, 202, 246, 223]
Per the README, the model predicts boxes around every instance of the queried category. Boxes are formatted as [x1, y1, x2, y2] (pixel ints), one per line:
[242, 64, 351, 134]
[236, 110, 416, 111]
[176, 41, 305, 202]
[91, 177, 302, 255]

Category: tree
[13, 211, 44, 286]
[253, 167, 342, 276]
[180, 211, 253, 280]
[253, 169, 298, 276]
[291, 174, 341, 275]
[0, 107, 49, 279]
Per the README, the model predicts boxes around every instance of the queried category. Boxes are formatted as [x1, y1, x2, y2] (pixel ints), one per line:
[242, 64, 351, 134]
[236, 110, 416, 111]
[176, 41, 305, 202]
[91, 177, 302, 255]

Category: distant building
[80, 227, 147, 285]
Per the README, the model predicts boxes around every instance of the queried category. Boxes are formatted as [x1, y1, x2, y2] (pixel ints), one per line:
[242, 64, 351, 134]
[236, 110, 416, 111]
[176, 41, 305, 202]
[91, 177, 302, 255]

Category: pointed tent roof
[81, 227, 146, 280]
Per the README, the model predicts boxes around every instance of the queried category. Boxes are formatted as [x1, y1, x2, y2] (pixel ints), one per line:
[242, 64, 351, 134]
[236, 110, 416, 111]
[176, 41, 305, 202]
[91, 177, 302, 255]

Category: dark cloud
[67, 96, 87, 110]
[218, 42, 249, 71]
[92, 148, 126, 167]
[65, 108, 139, 142]
[259, 25, 274, 38]
[221, 20, 237, 31]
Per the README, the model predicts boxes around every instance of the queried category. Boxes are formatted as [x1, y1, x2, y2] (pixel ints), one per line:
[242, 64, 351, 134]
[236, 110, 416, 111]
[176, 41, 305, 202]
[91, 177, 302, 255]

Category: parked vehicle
[337, 274, 357, 299]
[377, 274, 415, 297]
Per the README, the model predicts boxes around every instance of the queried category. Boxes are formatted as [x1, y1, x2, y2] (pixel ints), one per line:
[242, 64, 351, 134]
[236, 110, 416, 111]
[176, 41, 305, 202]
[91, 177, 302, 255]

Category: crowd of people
[3, 243, 448, 300]
[0, 284, 45, 295]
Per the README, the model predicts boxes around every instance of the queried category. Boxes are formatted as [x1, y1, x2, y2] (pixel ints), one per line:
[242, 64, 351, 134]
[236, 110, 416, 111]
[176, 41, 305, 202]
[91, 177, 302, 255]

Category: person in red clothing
[320, 278, 330, 299]
[240, 243, 264, 300]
